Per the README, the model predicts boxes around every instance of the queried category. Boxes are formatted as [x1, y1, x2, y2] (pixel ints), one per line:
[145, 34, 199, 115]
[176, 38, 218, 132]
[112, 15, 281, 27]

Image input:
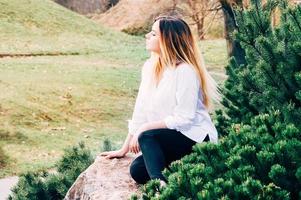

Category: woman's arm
[163, 65, 200, 132]
[121, 132, 133, 153]
[128, 58, 153, 138]
[101, 59, 152, 159]
[143, 120, 167, 130]
[129, 120, 167, 154]
[101, 120, 167, 158]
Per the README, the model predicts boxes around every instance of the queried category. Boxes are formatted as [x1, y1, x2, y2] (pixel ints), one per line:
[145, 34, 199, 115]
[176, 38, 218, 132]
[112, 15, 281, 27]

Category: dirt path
[0, 52, 80, 58]
[0, 176, 18, 200]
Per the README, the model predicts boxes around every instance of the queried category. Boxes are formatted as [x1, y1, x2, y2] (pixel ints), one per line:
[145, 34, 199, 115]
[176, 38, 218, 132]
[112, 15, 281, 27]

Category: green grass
[201, 39, 227, 73]
[0, 55, 144, 177]
[0, 0, 228, 178]
[0, 0, 146, 60]
[0, 39, 227, 178]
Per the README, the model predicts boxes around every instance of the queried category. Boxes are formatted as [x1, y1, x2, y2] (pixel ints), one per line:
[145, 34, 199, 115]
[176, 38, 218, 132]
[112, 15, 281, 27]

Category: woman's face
[145, 20, 161, 54]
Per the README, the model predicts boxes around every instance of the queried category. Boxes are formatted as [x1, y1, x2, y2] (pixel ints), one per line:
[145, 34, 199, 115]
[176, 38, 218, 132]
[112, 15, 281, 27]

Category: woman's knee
[129, 159, 148, 184]
[129, 161, 138, 179]
[138, 129, 157, 144]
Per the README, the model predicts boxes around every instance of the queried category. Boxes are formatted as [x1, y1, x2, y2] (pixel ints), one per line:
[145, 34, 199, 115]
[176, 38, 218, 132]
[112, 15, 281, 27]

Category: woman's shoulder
[141, 58, 153, 75]
[175, 62, 200, 86]
[175, 62, 197, 77]
[143, 56, 155, 68]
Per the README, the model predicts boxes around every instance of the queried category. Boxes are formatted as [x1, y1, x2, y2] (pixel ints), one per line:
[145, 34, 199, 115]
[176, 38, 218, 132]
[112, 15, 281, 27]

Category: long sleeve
[163, 64, 201, 132]
[128, 59, 151, 135]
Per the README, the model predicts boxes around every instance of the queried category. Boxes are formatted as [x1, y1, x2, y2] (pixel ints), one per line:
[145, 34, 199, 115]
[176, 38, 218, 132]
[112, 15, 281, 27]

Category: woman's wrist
[121, 145, 128, 153]
[134, 123, 149, 136]
[120, 132, 133, 154]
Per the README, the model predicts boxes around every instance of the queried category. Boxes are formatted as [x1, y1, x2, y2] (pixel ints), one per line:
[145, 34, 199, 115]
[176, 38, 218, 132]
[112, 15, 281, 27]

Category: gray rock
[0, 176, 19, 200]
[64, 154, 140, 200]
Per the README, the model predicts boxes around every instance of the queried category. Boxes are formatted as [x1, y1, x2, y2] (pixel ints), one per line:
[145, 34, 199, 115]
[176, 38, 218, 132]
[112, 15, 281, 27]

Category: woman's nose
[145, 33, 149, 39]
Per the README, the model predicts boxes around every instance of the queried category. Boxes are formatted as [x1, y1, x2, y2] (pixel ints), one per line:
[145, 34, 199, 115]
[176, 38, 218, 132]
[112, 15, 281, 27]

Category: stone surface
[0, 176, 19, 200]
[64, 154, 140, 200]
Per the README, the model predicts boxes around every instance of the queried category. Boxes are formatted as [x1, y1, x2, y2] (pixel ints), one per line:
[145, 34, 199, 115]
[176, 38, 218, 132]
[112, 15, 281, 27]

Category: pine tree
[215, 0, 301, 135]
[9, 142, 93, 200]
[135, 0, 301, 199]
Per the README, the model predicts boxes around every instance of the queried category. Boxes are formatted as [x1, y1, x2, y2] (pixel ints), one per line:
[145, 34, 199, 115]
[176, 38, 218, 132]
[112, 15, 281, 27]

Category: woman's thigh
[139, 128, 196, 163]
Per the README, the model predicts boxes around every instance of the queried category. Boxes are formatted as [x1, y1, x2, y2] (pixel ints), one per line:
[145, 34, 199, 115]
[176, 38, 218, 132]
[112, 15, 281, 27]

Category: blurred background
[0, 0, 300, 198]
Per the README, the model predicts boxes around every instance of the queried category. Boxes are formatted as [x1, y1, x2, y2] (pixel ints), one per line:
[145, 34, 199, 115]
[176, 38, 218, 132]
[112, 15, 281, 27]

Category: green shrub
[9, 142, 93, 200]
[215, 0, 301, 136]
[137, 112, 301, 199]
[122, 23, 152, 36]
[102, 138, 113, 152]
[0, 145, 8, 168]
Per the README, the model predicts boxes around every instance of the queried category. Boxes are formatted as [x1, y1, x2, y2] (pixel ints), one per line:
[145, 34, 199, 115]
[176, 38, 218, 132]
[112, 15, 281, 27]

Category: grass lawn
[0, 53, 145, 177]
[0, 39, 227, 178]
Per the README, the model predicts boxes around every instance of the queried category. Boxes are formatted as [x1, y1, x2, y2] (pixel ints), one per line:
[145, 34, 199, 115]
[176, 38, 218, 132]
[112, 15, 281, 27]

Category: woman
[100, 15, 220, 186]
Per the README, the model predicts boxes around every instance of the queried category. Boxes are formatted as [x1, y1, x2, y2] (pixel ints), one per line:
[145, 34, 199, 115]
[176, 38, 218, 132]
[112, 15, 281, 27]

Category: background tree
[170, 0, 246, 61]
[170, 0, 222, 40]
[216, 0, 301, 134]
[185, 0, 221, 40]
[219, 0, 246, 65]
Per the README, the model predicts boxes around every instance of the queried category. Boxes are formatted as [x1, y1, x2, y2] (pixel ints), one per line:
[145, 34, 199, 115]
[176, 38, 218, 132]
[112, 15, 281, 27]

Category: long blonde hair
[151, 15, 221, 110]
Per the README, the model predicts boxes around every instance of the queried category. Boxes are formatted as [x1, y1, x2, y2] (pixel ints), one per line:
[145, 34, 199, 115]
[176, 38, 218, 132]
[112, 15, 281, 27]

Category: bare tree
[170, 0, 245, 62]
[169, 0, 221, 40]
[186, 0, 221, 40]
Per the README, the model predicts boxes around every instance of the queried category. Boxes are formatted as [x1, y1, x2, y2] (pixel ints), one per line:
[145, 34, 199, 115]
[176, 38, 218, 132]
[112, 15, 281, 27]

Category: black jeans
[129, 128, 208, 184]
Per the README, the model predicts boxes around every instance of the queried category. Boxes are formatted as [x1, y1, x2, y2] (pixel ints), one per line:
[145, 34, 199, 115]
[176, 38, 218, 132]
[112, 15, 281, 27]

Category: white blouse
[127, 58, 218, 143]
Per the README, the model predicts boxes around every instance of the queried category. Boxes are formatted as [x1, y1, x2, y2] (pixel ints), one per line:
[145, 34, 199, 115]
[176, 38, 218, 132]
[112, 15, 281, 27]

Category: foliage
[0, 145, 8, 168]
[102, 138, 114, 152]
[8, 142, 93, 200]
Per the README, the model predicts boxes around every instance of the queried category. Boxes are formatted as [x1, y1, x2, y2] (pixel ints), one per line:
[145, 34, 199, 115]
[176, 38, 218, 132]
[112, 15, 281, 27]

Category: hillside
[92, 0, 224, 38]
[0, 0, 144, 56]
[92, 0, 172, 32]
[0, 0, 150, 178]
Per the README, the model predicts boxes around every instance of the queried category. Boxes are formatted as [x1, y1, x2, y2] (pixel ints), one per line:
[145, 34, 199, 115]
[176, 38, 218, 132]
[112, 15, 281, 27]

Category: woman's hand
[129, 123, 150, 154]
[129, 134, 140, 154]
[100, 148, 127, 159]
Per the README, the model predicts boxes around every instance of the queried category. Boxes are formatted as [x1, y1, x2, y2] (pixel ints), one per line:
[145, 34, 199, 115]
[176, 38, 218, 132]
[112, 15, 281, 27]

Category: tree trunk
[219, 0, 246, 65]
[196, 16, 205, 40]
